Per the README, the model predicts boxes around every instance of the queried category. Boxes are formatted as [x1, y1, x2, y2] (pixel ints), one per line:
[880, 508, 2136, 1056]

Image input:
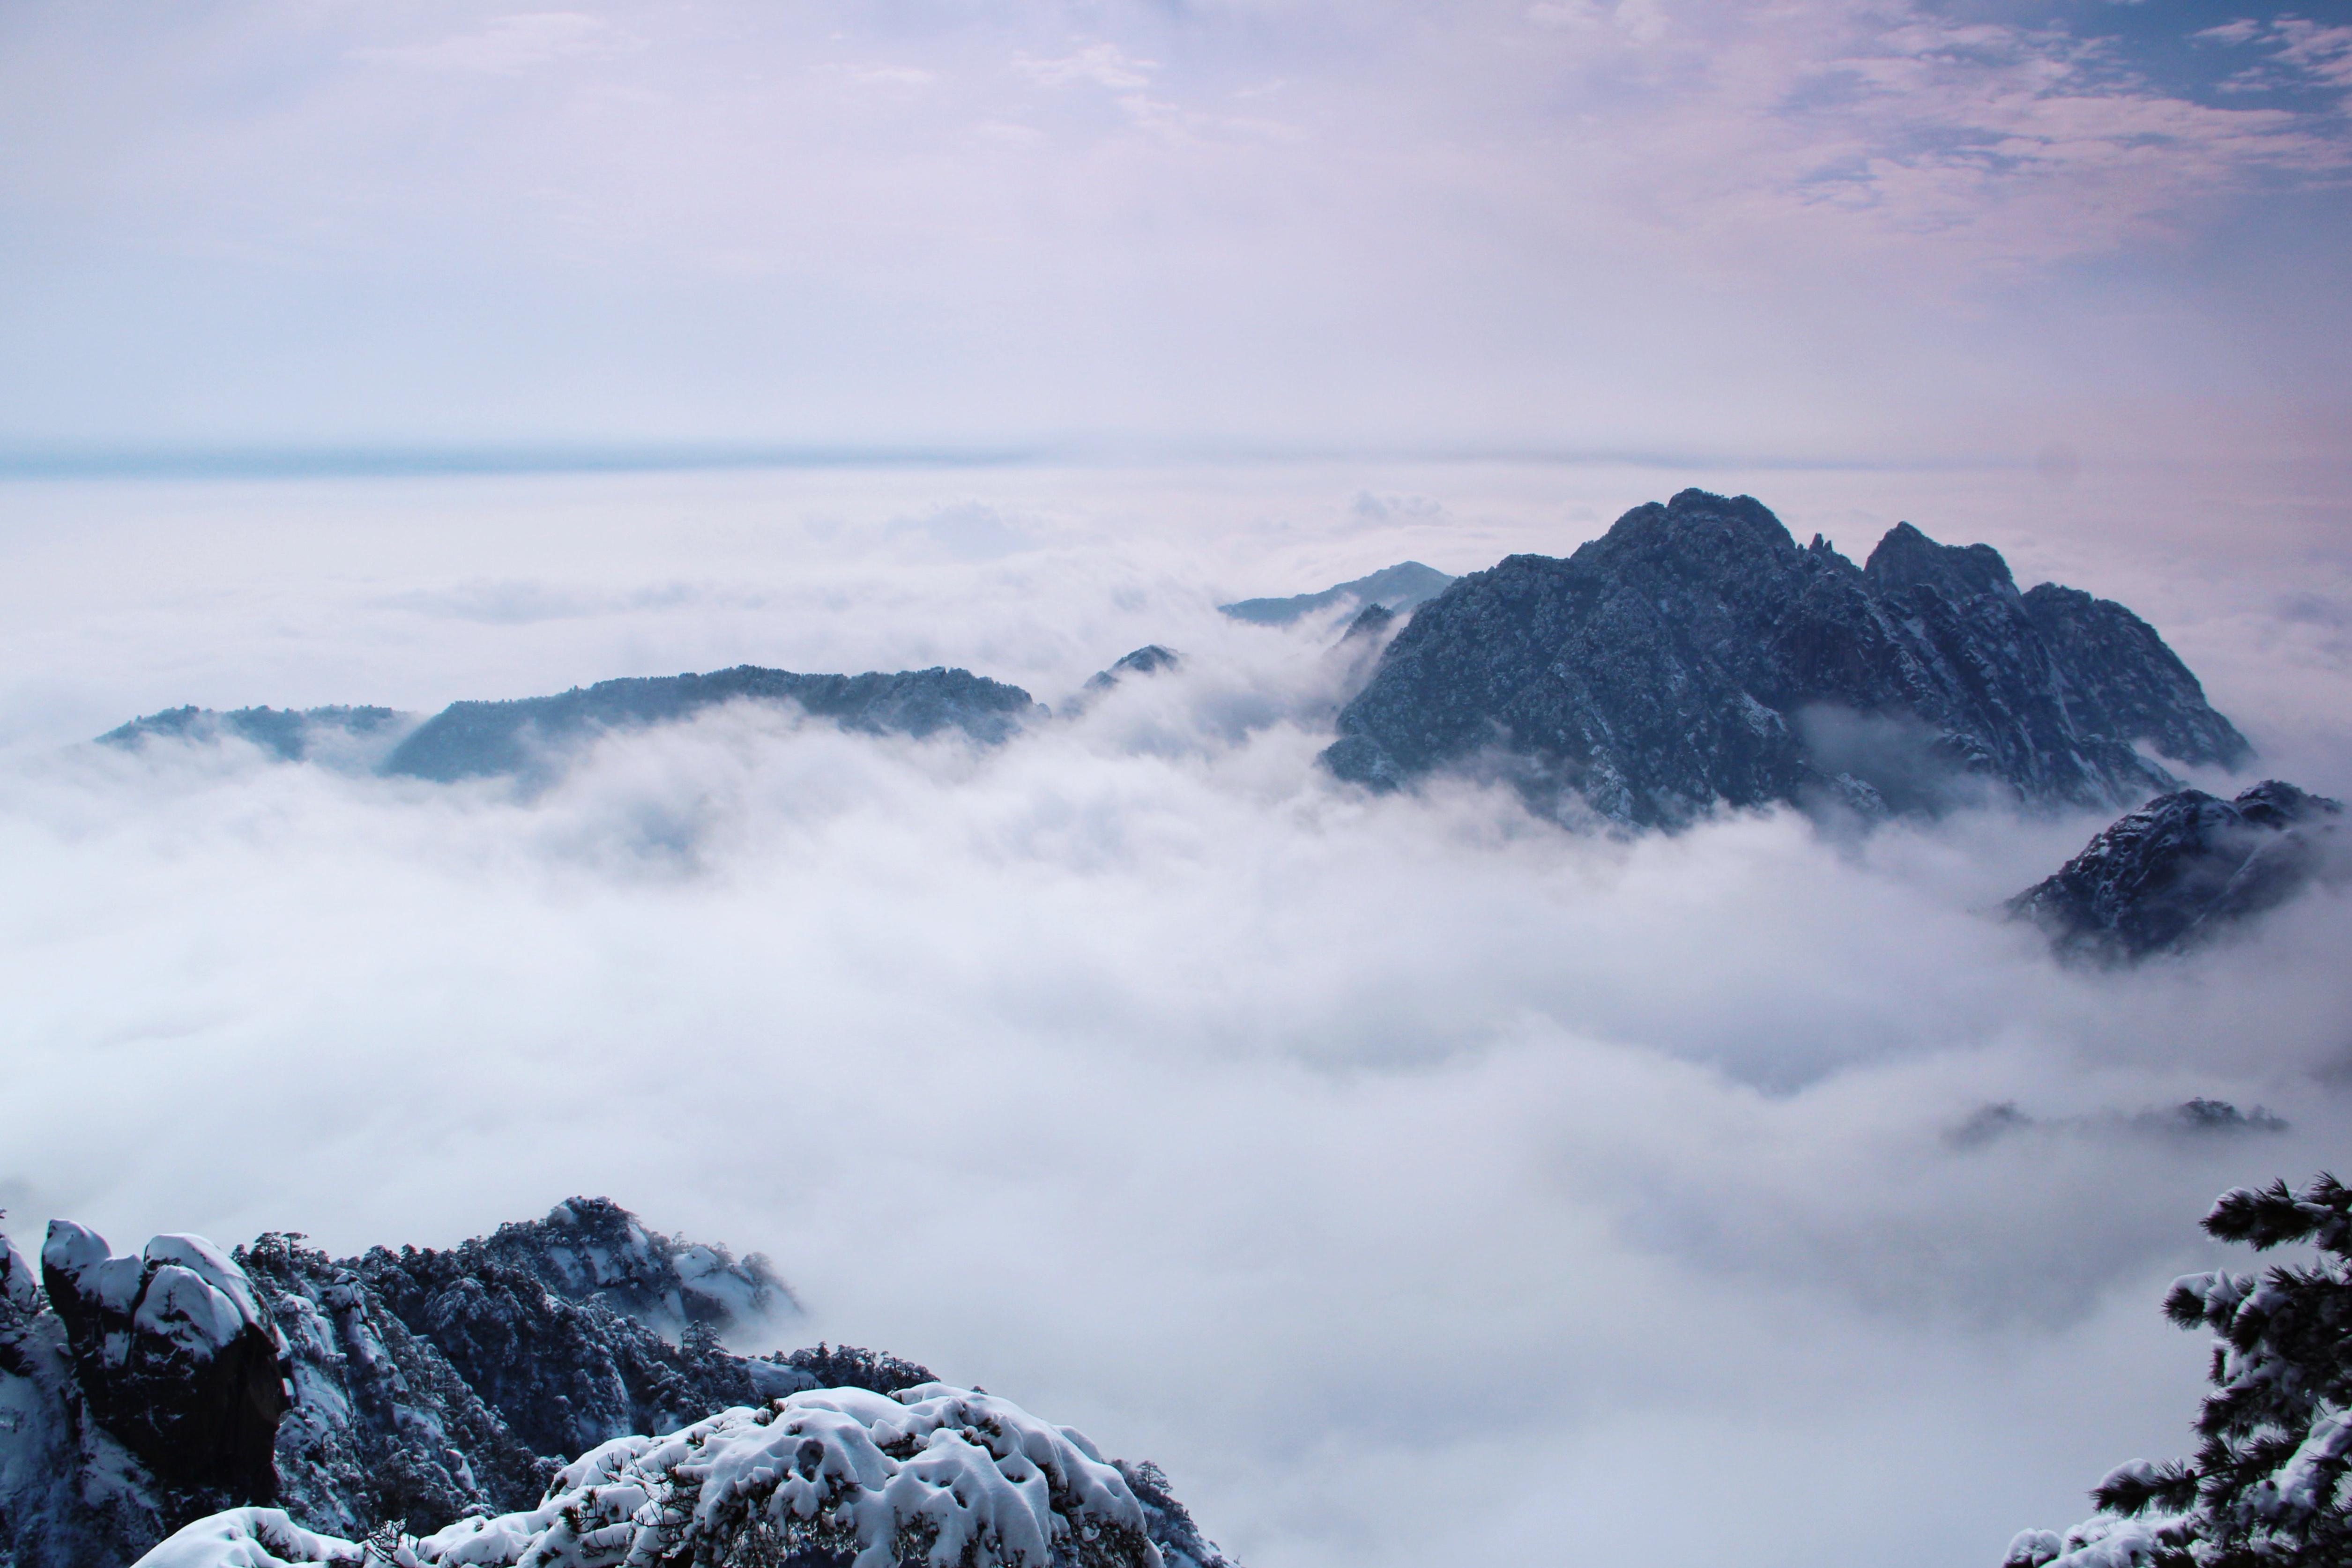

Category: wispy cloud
[354, 11, 645, 75]
[2200, 15, 2352, 93]
[1014, 42, 1160, 92]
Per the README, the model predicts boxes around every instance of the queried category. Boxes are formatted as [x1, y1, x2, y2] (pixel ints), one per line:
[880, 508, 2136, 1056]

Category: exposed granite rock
[385, 666, 1043, 782]
[1, 1225, 292, 1568]
[38, 1226, 290, 1505]
[2008, 780, 2343, 961]
[2, 1231, 175, 1568]
[1324, 490, 2250, 828]
[1220, 562, 1454, 626]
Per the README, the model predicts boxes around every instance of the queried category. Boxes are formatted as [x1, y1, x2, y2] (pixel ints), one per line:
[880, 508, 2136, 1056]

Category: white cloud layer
[1, 463, 2348, 1568]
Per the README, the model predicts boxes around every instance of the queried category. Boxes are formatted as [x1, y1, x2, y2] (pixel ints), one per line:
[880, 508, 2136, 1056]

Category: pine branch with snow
[2006, 1173, 2352, 1568]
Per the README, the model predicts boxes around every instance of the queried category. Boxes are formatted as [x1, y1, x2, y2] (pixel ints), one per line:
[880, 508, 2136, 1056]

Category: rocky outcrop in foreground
[0, 1202, 1232, 1568]
[141, 1385, 1168, 1568]
[1, 1229, 276, 1568]
[2009, 780, 2343, 961]
[1324, 490, 2250, 828]
[38, 1228, 290, 1504]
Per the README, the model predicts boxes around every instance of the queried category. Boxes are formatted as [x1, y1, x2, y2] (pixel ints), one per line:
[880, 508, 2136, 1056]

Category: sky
[1, 0, 2350, 464]
[4, 3, 2352, 1567]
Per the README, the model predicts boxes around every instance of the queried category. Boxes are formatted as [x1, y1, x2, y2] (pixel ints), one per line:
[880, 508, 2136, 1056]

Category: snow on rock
[136, 1386, 1166, 1568]
[2, 1221, 179, 1568]
[236, 1198, 804, 1538]
[2, 1234, 38, 1314]
[7, 1204, 1236, 1568]
[470, 1196, 792, 1345]
[38, 1223, 291, 1503]
[133, 1510, 365, 1568]
[2008, 780, 2344, 961]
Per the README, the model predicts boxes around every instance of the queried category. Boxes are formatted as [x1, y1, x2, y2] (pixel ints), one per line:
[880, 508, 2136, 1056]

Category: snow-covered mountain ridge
[0, 1202, 1233, 1568]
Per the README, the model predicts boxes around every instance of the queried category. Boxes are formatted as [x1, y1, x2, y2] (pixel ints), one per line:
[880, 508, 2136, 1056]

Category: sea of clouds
[1, 461, 2348, 1568]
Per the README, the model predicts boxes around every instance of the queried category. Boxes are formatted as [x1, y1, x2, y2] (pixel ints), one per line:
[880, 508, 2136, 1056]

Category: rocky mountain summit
[0, 1201, 1233, 1568]
[1323, 490, 2251, 829]
[2009, 780, 2343, 961]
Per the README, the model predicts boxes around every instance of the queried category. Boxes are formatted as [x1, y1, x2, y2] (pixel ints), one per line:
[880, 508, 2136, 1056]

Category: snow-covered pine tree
[2005, 1173, 2352, 1568]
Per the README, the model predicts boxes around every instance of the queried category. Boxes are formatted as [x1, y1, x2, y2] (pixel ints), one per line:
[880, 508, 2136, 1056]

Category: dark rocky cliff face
[36, 1227, 290, 1506]
[1323, 490, 2250, 829]
[2009, 780, 2343, 961]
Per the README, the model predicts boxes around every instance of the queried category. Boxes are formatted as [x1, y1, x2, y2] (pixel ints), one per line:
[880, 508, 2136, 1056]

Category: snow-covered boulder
[131, 1509, 365, 1568]
[3, 1223, 179, 1568]
[137, 1384, 1167, 1568]
[40, 1223, 291, 1502]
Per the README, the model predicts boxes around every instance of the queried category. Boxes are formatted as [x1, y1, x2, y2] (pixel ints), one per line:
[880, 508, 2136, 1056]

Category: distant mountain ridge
[383, 665, 1041, 782]
[1324, 490, 2251, 828]
[100, 666, 1044, 785]
[1219, 561, 1454, 626]
[100, 706, 407, 763]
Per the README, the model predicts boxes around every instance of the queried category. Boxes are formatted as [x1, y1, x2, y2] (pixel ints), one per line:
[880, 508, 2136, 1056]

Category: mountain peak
[1325, 491, 2249, 828]
[1863, 520, 2019, 601]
